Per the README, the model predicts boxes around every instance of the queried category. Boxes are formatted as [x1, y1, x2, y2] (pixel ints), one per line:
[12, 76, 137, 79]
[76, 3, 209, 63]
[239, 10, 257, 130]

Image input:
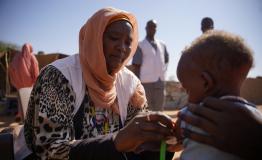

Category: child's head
[177, 30, 254, 103]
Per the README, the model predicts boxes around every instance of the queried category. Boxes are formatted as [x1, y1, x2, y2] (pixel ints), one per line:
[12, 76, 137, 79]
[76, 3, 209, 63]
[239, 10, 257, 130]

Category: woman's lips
[111, 55, 123, 63]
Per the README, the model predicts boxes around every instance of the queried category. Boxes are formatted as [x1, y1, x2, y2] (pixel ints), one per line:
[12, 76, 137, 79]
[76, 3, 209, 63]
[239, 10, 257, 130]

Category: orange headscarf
[79, 7, 145, 110]
[9, 43, 39, 89]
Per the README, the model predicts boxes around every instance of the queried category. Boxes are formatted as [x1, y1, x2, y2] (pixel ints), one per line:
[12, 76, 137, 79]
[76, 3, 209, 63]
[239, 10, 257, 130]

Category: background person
[201, 17, 214, 33]
[132, 19, 169, 111]
[8, 43, 39, 121]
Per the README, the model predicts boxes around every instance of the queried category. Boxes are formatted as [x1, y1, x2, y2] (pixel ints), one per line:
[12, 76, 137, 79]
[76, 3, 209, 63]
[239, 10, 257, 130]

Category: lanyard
[160, 140, 166, 160]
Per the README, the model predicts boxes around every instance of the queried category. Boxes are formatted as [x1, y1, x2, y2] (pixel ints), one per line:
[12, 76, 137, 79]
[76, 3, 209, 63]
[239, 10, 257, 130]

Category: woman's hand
[178, 97, 262, 159]
[113, 112, 175, 152]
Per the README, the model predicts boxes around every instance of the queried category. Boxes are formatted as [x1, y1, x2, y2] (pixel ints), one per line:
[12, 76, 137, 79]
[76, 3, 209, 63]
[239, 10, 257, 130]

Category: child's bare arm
[166, 117, 184, 152]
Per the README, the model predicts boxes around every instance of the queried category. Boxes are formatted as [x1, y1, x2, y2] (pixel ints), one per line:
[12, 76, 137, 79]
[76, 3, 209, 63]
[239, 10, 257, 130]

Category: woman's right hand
[113, 112, 175, 152]
[178, 97, 262, 159]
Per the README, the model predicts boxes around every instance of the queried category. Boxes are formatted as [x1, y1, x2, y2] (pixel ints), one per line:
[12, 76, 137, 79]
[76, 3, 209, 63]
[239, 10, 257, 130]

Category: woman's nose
[117, 41, 127, 53]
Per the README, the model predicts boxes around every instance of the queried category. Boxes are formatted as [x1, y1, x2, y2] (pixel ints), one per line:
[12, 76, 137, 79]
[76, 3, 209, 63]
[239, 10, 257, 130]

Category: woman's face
[103, 20, 133, 75]
[23, 44, 33, 53]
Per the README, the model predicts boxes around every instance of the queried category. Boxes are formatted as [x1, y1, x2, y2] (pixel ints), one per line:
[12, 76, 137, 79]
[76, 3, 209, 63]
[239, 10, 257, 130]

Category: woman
[9, 43, 39, 120]
[9, 43, 39, 90]
[20, 7, 175, 160]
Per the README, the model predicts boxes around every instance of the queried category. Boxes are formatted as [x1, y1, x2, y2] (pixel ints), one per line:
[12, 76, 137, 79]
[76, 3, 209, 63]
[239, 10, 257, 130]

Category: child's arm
[166, 117, 184, 152]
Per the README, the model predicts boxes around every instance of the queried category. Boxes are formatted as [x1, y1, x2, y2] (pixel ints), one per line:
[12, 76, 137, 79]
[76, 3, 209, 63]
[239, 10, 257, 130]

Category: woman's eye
[125, 40, 131, 46]
[109, 35, 118, 41]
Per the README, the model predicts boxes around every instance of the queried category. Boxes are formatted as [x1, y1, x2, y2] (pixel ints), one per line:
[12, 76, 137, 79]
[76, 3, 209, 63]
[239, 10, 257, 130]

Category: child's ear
[201, 71, 214, 93]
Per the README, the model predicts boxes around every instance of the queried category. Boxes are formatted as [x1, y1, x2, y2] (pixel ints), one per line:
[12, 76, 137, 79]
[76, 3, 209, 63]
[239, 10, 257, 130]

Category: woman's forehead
[106, 20, 132, 30]
[104, 20, 133, 36]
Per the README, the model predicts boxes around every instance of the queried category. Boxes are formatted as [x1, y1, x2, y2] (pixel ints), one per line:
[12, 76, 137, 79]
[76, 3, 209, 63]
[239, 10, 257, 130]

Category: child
[175, 30, 260, 160]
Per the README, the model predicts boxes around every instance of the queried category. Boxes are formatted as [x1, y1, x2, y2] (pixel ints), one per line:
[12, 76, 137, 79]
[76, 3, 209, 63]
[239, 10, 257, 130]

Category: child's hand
[165, 136, 183, 152]
[167, 143, 183, 152]
[165, 115, 184, 152]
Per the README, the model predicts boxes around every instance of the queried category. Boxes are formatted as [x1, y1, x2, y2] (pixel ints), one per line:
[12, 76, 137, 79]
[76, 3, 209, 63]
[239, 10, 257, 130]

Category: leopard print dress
[24, 65, 144, 159]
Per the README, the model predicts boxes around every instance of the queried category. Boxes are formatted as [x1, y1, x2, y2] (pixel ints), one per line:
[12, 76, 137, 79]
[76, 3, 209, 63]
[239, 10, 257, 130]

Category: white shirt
[138, 39, 167, 83]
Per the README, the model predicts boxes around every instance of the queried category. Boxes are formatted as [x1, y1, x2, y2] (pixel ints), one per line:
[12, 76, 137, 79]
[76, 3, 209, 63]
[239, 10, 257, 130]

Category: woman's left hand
[113, 111, 175, 152]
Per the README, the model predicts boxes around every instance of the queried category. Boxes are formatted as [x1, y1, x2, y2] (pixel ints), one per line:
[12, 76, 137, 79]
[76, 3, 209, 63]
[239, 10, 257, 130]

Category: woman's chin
[108, 66, 121, 75]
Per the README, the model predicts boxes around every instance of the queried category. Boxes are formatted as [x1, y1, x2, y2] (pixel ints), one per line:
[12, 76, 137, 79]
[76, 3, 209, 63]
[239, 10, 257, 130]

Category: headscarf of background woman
[79, 7, 146, 111]
[9, 43, 39, 89]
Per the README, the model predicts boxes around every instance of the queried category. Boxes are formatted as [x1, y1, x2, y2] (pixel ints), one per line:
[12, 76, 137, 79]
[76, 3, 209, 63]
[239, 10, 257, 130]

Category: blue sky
[1, 0, 262, 80]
